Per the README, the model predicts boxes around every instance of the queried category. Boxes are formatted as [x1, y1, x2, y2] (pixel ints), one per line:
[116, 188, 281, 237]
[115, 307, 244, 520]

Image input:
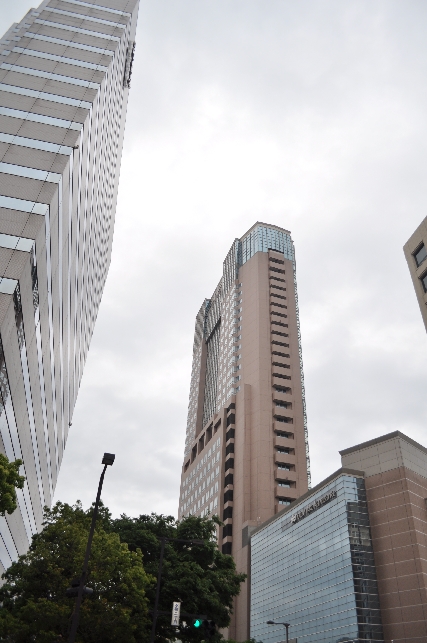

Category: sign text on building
[289, 489, 337, 525]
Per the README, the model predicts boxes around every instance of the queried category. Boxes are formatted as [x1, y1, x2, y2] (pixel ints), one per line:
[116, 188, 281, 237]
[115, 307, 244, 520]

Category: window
[275, 400, 290, 408]
[278, 481, 291, 487]
[223, 524, 233, 538]
[224, 489, 233, 503]
[226, 428, 235, 441]
[275, 416, 293, 424]
[198, 435, 205, 454]
[414, 243, 427, 267]
[227, 413, 235, 426]
[225, 458, 234, 471]
[224, 473, 234, 486]
[274, 385, 291, 394]
[278, 498, 291, 505]
[223, 506, 233, 520]
[421, 272, 427, 293]
[277, 464, 291, 471]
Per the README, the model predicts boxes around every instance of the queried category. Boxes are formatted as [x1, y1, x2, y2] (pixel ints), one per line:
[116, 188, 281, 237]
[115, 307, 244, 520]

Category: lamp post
[68, 453, 115, 643]
[150, 536, 204, 643]
[267, 620, 290, 643]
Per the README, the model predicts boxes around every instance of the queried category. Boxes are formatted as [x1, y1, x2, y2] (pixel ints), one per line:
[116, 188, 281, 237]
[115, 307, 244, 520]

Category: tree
[113, 513, 246, 643]
[0, 454, 25, 516]
[0, 502, 152, 643]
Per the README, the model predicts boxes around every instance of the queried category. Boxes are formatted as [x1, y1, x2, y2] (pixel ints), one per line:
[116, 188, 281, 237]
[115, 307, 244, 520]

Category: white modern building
[0, 0, 138, 570]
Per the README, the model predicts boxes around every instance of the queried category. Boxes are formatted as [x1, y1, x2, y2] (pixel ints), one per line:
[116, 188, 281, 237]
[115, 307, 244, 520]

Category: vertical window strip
[291, 244, 311, 487]
[0, 338, 36, 541]
[13, 284, 46, 509]
[31, 248, 54, 501]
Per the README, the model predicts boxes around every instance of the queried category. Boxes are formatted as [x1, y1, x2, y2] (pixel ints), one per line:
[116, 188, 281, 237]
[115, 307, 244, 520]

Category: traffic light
[66, 578, 94, 598]
[192, 618, 202, 629]
[203, 620, 216, 638]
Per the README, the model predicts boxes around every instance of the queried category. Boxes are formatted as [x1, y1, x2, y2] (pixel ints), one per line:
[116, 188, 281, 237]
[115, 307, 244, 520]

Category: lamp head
[102, 453, 115, 466]
[266, 621, 276, 625]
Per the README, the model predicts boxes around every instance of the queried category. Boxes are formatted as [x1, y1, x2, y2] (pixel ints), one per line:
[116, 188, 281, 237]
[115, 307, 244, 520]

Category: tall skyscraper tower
[178, 222, 310, 640]
[404, 216, 427, 333]
[0, 0, 138, 572]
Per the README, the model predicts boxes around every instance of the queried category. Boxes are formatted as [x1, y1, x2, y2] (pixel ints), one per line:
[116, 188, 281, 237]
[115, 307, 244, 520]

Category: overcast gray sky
[2, 0, 427, 518]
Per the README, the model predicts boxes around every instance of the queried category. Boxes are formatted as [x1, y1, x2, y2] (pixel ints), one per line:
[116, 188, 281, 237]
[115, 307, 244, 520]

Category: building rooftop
[339, 430, 427, 457]
[239, 221, 291, 240]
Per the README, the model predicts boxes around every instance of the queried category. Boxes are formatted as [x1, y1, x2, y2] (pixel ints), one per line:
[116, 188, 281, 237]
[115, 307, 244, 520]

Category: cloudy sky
[2, 0, 427, 519]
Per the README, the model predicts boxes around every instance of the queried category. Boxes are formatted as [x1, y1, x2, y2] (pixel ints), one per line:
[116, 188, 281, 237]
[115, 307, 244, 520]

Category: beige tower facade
[404, 216, 427, 332]
[178, 222, 310, 640]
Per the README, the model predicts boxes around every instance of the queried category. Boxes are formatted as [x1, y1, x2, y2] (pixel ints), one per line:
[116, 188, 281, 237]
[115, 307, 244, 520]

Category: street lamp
[267, 620, 290, 643]
[68, 453, 115, 643]
[150, 536, 205, 643]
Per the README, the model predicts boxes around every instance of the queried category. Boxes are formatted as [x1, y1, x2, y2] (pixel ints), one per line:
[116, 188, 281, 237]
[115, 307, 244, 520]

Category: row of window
[182, 480, 219, 511]
[217, 283, 243, 411]
[269, 261, 296, 508]
[413, 243, 427, 292]
[181, 494, 219, 519]
[183, 436, 221, 483]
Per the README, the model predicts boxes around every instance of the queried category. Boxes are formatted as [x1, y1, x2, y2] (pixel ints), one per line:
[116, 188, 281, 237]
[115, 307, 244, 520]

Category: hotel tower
[0, 0, 138, 572]
[178, 222, 311, 640]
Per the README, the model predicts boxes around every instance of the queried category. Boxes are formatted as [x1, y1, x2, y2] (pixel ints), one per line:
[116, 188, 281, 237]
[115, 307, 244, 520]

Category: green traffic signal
[193, 619, 202, 628]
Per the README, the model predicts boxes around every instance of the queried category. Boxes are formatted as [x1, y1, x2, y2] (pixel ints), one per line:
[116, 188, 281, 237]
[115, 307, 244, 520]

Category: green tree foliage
[113, 513, 246, 643]
[0, 502, 152, 643]
[0, 454, 25, 516]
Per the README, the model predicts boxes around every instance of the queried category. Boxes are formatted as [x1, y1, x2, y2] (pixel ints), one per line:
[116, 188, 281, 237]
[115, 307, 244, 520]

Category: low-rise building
[251, 431, 427, 643]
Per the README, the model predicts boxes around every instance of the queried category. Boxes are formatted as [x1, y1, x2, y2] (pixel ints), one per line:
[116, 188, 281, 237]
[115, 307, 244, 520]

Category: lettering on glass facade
[288, 489, 337, 526]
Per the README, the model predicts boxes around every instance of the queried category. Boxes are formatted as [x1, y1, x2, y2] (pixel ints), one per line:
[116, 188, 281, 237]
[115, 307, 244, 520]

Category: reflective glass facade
[0, 0, 139, 570]
[251, 473, 384, 643]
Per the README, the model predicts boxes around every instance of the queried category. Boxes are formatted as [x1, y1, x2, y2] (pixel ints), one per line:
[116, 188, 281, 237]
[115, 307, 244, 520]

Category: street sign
[171, 601, 181, 626]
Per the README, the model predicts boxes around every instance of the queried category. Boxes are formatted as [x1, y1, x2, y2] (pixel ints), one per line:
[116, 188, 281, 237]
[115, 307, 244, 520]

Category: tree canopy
[0, 454, 25, 516]
[112, 512, 246, 643]
[0, 504, 246, 643]
[0, 502, 152, 643]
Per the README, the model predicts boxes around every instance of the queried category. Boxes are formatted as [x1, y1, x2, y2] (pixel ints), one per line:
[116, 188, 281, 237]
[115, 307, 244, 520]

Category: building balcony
[273, 422, 295, 440]
[273, 408, 294, 422]
[273, 390, 292, 403]
[275, 451, 296, 466]
[269, 273, 286, 284]
[272, 355, 291, 366]
[273, 436, 295, 450]
[272, 365, 291, 378]
[275, 468, 297, 482]
[270, 306, 288, 317]
[270, 296, 287, 307]
[272, 376, 291, 389]
[275, 485, 298, 499]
